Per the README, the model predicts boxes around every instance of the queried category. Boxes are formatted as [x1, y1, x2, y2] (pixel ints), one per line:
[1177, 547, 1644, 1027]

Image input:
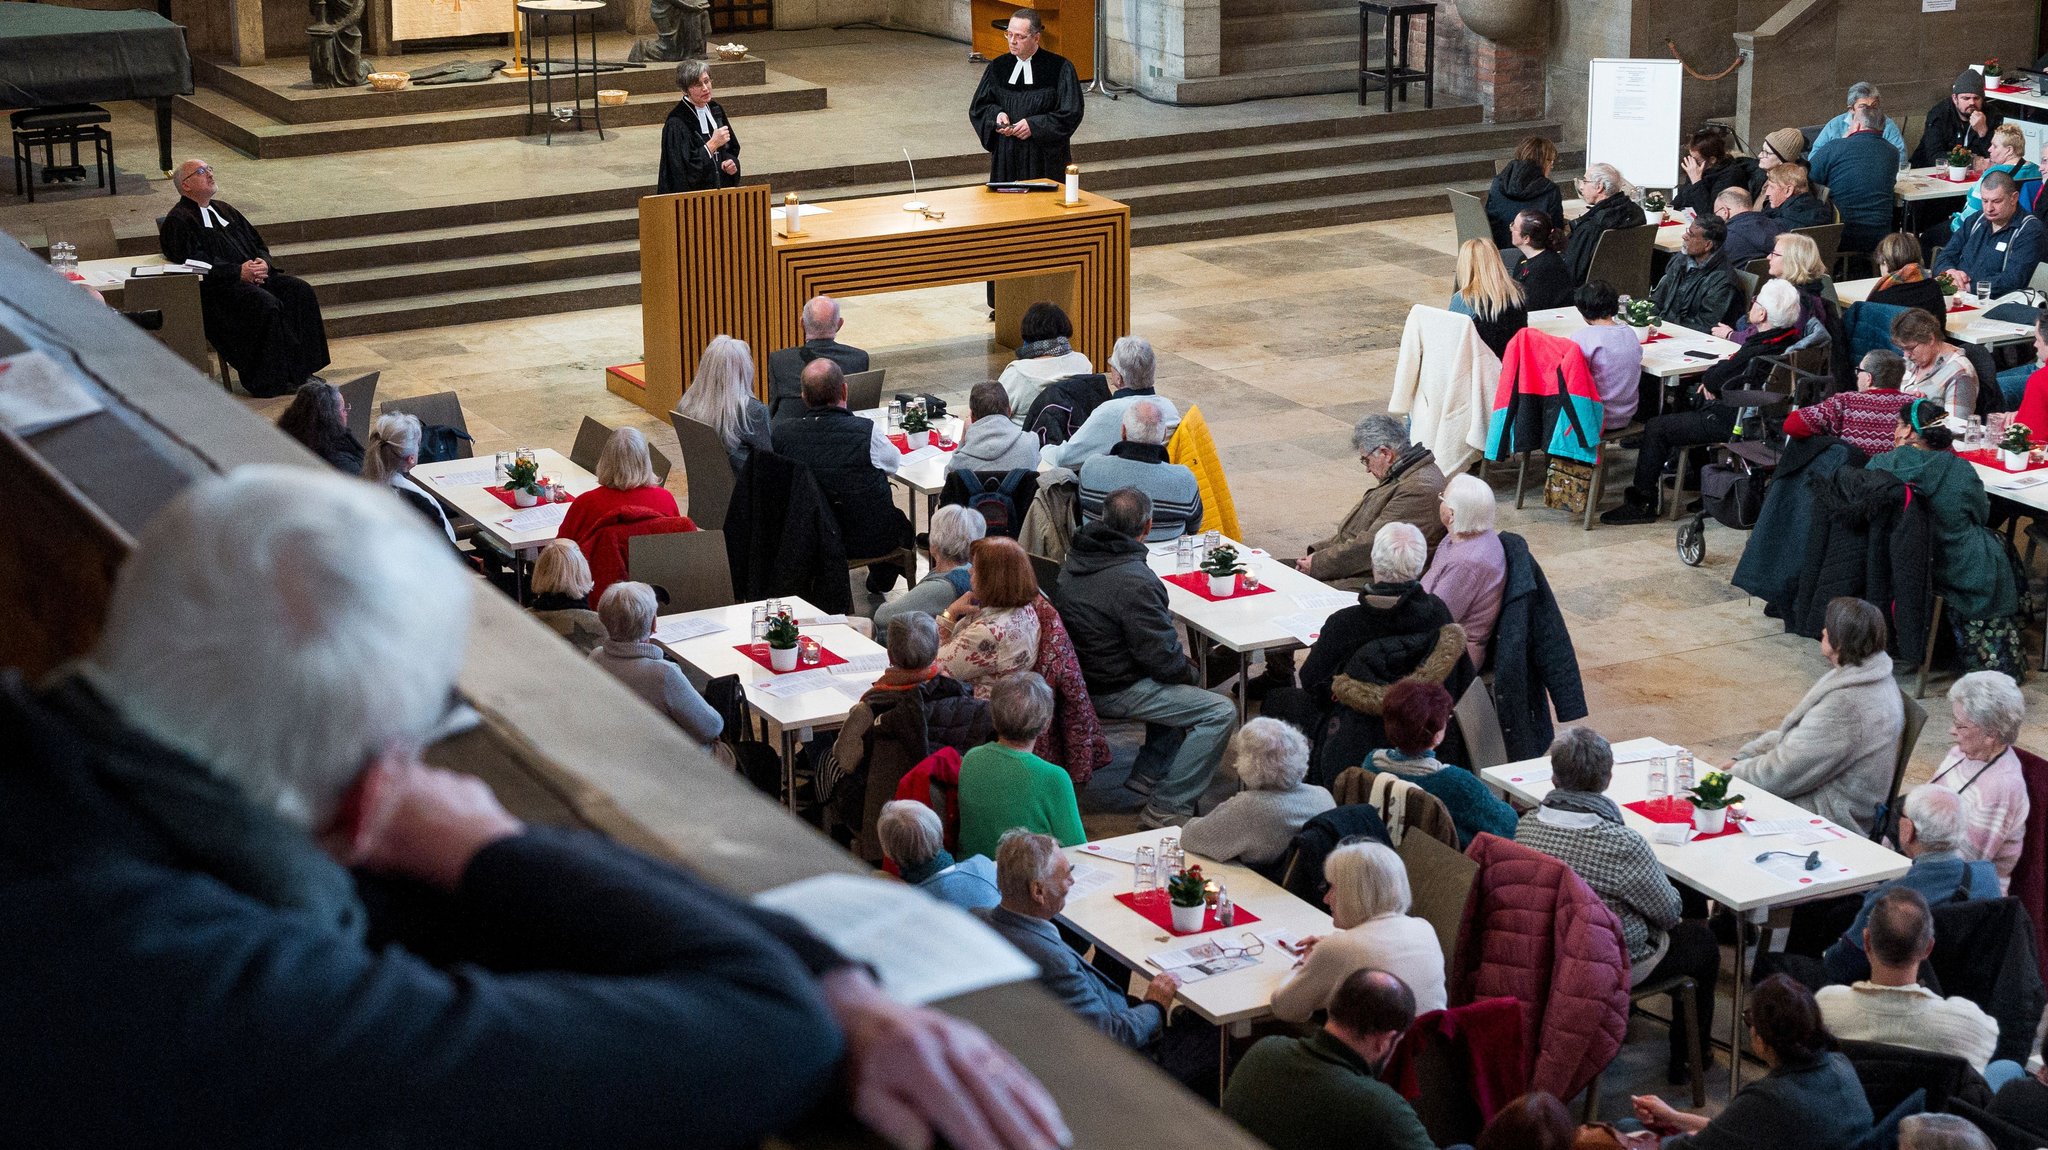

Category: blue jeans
[1997, 363, 2034, 408]
[1093, 678, 1236, 816]
[1987, 1059, 2028, 1092]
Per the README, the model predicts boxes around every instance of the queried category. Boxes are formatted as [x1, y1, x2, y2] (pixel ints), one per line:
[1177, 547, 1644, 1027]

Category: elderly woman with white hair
[1563, 162, 1646, 284]
[1929, 671, 2032, 888]
[527, 538, 605, 652]
[672, 334, 772, 473]
[558, 426, 680, 550]
[363, 411, 457, 544]
[876, 799, 1000, 911]
[1180, 718, 1336, 866]
[874, 505, 986, 631]
[587, 580, 722, 746]
[1423, 473, 1505, 669]
[1270, 841, 1445, 1020]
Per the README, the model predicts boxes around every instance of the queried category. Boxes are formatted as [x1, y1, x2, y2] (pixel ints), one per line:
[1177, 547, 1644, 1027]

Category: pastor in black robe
[656, 97, 740, 195]
[158, 197, 329, 398]
[968, 48, 1083, 182]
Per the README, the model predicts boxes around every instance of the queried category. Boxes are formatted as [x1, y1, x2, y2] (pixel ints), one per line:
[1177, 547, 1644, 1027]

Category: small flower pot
[904, 429, 930, 449]
[1693, 805, 1728, 834]
[512, 487, 538, 508]
[1949, 165, 1969, 181]
[1169, 902, 1207, 933]
[2003, 449, 2030, 470]
[1633, 323, 1658, 344]
[1207, 573, 1236, 597]
[768, 644, 800, 672]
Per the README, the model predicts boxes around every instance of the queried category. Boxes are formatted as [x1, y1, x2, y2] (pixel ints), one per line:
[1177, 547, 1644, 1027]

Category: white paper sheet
[833, 677, 876, 701]
[753, 669, 834, 697]
[1993, 471, 2048, 491]
[429, 465, 499, 488]
[0, 350, 101, 435]
[831, 653, 890, 675]
[796, 614, 849, 627]
[753, 873, 1036, 1005]
[495, 502, 570, 532]
[1651, 824, 1697, 846]
[1067, 862, 1118, 901]
[1270, 611, 1326, 647]
[1076, 841, 1140, 864]
[898, 445, 943, 467]
[768, 203, 831, 220]
[1290, 591, 1357, 614]
[653, 615, 728, 644]
[1613, 741, 1684, 765]
[1501, 764, 1553, 785]
[1147, 938, 1265, 982]
[1755, 850, 1854, 885]
[1740, 818, 1806, 838]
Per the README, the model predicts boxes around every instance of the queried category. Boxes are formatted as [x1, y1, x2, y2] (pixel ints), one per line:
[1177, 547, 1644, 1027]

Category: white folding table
[1059, 829, 1335, 1096]
[1145, 537, 1357, 722]
[1480, 736, 1909, 1093]
[410, 449, 602, 599]
[1833, 278, 2036, 348]
[653, 597, 887, 808]
[857, 407, 965, 547]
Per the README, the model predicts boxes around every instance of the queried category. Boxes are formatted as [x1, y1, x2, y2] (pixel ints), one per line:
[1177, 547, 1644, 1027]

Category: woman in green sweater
[957, 672, 1086, 859]
[1362, 679, 1517, 847]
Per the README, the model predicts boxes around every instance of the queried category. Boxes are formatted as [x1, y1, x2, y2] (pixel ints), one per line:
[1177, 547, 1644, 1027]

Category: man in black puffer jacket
[1056, 486, 1235, 828]
[1561, 163, 1646, 284]
[1486, 137, 1566, 249]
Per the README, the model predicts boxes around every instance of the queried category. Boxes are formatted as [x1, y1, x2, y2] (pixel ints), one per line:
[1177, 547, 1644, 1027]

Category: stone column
[1429, 0, 1548, 123]
[230, 0, 266, 65]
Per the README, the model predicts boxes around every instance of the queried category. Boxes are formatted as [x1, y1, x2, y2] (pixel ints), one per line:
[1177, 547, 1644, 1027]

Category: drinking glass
[1648, 757, 1667, 801]
[1175, 535, 1195, 571]
[1967, 417, 1987, 450]
[750, 604, 769, 640]
[515, 447, 537, 471]
[1161, 838, 1185, 879]
[1204, 530, 1221, 557]
[494, 451, 512, 482]
[885, 404, 901, 432]
[1133, 845, 1157, 893]
[1677, 750, 1697, 790]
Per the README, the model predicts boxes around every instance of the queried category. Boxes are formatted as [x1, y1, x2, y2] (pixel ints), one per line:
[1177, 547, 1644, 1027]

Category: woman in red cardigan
[557, 427, 679, 546]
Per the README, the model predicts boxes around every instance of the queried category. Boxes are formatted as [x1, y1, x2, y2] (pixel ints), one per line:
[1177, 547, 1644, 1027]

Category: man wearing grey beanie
[1912, 67, 2002, 167]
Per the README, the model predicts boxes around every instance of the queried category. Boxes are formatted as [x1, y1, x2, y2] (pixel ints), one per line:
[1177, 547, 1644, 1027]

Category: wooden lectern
[622, 183, 1130, 416]
[972, 0, 1095, 84]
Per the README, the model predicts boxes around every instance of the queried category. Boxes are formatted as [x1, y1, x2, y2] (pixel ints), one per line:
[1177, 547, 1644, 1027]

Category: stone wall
[1427, 1, 1547, 124]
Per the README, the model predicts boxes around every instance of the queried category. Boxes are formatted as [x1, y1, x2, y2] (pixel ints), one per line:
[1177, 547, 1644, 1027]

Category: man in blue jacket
[0, 466, 1065, 1150]
[1936, 171, 2045, 298]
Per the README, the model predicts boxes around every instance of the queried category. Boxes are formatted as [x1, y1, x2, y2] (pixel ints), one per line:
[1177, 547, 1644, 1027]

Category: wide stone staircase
[116, 103, 1571, 337]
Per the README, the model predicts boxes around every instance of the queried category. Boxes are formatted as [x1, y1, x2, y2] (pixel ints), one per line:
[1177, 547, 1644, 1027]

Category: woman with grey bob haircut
[1180, 717, 1336, 866]
[1271, 840, 1445, 1020]
[1927, 670, 2030, 887]
[874, 505, 987, 631]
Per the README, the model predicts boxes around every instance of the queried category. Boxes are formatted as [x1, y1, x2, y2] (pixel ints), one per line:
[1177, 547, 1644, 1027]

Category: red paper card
[1659, 219, 1685, 227]
[887, 432, 957, 454]
[486, 486, 576, 509]
[1162, 570, 1279, 602]
[1623, 798, 1746, 841]
[1113, 889, 1262, 936]
[1948, 301, 1978, 314]
[733, 641, 849, 673]
[1958, 447, 2048, 473]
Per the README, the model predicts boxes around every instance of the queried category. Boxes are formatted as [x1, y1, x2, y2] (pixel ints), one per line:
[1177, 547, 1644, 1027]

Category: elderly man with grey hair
[1899, 1114, 1996, 1150]
[1563, 162, 1646, 284]
[1820, 783, 2002, 984]
[1, 466, 1068, 1150]
[1515, 726, 1720, 1082]
[768, 294, 871, 418]
[1044, 334, 1181, 470]
[877, 799, 1000, 910]
[1076, 396, 1203, 541]
[1809, 80, 1908, 163]
[1295, 413, 1445, 590]
[1928, 671, 2031, 887]
[1180, 717, 1335, 866]
[875, 505, 986, 630]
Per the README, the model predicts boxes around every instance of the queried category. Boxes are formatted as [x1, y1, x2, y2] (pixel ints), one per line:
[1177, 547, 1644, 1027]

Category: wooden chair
[669, 411, 737, 529]
[844, 368, 887, 413]
[1872, 691, 1928, 842]
[334, 370, 379, 447]
[629, 529, 736, 613]
[1452, 678, 1508, 770]
[570, 415, 673, 484]
[1917, 596, 1947, 698]
[59, 217, 118, 260]
[1396, 830, 1477, 971]
[1513, 419, 1642, 530]
[1585, 223, 1657, 300]
[379, 391, 473, 458]
[119, 272, 210, 375]
[1447, 188, 1492, 249]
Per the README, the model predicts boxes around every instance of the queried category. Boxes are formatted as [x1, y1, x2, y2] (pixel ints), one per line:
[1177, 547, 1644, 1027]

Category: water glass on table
[1134, 845, 1157, 893]
[750, 604, 769, 641]
[1648, 756, 1668, 800]
[494, 451, 512, 483]
[1676, 750, 1696, 790]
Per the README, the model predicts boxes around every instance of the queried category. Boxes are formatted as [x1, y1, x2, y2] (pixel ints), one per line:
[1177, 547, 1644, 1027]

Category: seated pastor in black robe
[158, 164, 329, 399]
[968, 19, 1083, 183]
[657, 89, 739, 194]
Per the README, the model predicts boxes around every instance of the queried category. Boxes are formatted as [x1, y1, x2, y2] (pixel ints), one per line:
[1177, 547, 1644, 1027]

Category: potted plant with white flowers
[1622, 296, 1661, 343]
[899, 402, 931, 450]
[764, 612, 801, 672]
[2001, 422, 2033, 471]
[1642, 190, 1668, 223]
[1200, 544, 1244, 598]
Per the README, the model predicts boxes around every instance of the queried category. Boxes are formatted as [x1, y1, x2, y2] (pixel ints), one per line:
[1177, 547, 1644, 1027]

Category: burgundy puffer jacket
[1451, 833, 1629, 1101]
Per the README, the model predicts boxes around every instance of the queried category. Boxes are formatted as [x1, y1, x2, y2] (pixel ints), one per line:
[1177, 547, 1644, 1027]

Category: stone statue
[307, 0, 372, 87]
[627, 0, 711, 63]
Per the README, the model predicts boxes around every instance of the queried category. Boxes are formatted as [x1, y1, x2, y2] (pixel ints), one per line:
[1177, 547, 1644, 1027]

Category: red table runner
[1162, 570, 1278, 602]
[1948, 301, 1978, 314]
[733, 641, 850, 673]
[1959, 448, 2048, 473]
[1993, 84, 2033, 93]
[888, 432, 957, 454]
[1928, 171, 1980, 184]
[1114, 889, 1262, 936]
[1623, 797, 1746, 841]
[1658, 219, 1685, 227]
[486, 486, 576, 509]
[1643, 330, 1674, 344]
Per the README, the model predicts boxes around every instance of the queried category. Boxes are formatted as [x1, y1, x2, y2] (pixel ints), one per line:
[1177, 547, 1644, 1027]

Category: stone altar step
[323, 269, 642, 337]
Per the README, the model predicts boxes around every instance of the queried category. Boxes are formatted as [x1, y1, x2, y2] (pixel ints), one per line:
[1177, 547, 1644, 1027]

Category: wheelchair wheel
[1676, 514, 1706, 566]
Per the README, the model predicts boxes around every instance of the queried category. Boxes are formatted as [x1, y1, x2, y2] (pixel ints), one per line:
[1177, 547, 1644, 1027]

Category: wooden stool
[1357, 1, 1435, 112]
[10, 104, 113, 202]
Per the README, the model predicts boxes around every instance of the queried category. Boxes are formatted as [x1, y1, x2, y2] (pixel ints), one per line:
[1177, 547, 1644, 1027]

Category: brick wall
[1424, 0, 1548, 124]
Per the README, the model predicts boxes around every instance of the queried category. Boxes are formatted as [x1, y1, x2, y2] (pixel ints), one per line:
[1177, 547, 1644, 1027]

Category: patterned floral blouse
[938, 605, 1041, 698]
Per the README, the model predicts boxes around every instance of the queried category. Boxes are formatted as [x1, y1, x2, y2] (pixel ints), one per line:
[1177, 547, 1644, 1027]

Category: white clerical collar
[693, 102, 715, 134]
[1009, 54, 1034, 85]
[198, 203, 228, 229]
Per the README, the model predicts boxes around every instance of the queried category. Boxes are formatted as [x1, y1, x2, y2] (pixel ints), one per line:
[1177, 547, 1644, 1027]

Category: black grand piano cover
[0, 2, 193, 106]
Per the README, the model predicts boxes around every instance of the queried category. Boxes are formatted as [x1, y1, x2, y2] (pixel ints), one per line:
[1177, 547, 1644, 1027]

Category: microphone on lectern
[902, 148, 928, 212]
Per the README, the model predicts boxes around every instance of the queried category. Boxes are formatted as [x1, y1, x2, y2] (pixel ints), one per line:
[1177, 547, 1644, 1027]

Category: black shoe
[1599, 496, 1660, 526]
[1684, 498, 1703, 514]
[1618, 433, 1644, 449]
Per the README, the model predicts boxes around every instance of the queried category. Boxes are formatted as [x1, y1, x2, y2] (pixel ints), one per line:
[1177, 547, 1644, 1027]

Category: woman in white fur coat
[1727, 597, 1904, 837]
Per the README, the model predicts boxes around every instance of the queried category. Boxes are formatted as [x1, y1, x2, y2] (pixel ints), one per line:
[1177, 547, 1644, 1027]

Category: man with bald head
[768, 295, 871, 419]
[775, 358, 912, 592]
[158, 159, 329, 397]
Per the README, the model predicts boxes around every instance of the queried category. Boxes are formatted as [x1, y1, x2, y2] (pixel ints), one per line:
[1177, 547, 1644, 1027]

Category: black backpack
[953, 469, 1033, 537]
[417, 423, 474, 464]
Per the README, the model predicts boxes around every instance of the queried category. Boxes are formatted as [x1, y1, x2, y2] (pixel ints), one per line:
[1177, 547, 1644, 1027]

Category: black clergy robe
[968, 49, 1084, 182]
[657, 97, 740, 195]
[159, 197, 329, 398]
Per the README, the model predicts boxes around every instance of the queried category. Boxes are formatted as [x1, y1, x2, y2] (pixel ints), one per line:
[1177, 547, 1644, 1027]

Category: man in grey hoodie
[949, 382, 1042, 474]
